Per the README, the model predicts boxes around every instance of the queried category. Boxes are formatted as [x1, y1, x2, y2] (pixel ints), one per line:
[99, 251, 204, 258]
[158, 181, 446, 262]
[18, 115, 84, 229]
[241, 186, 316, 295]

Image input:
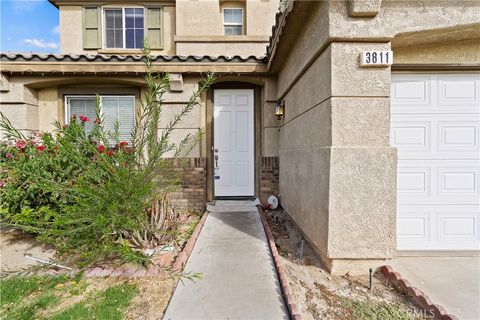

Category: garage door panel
[398, 160, 479, 205]
[437, 74, 480, 107]
[398, 167, 430, 194]
[391, 74, 431, 108]
[391, 121, 431, 152]
[392, 73, 480, 251]
[438, 121, 479, 151]
[438, 167, 478, 197]
[397, 211, 430, 241]
[438, 214, 477, 239]
[397, 205, 480, 250]
[392, 74, 480, 114]
[392, 115, 480, 158]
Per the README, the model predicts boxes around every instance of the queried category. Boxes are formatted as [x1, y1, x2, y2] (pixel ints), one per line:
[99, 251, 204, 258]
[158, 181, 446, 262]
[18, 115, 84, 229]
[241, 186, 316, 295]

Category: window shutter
[83, 6, 101, 49]
[146, 7, 163, 49]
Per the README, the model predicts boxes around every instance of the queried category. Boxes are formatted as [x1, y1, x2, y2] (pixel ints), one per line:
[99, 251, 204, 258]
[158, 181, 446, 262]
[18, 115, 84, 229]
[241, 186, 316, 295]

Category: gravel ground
[264, 208, 428, 320]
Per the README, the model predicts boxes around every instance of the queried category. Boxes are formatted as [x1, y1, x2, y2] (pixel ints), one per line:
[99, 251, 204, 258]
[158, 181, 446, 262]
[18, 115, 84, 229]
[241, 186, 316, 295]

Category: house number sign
[359, 51, 393, 67]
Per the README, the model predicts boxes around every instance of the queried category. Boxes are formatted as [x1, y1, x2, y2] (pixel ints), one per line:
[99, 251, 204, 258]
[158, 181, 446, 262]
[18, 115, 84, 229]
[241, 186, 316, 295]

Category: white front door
[214, 89, 254, 197]
[391, 73, 480, 251]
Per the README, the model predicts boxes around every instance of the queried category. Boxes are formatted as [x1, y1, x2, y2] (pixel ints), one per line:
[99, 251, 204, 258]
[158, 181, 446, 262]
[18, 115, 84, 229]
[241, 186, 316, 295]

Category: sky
[1, 0, 60, 53]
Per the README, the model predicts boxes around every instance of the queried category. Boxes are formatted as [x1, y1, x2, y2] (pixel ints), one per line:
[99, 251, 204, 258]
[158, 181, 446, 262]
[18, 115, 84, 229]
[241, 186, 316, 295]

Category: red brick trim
[172, 212, 208, 271]
[84, 212, 209, 278]
[380, 265, 458, 320]
[257, 205, 302, 320]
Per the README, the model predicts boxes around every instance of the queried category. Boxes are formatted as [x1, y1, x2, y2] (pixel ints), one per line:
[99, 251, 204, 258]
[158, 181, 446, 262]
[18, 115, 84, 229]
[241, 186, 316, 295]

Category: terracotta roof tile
[0, 53, 267, 63]
[267, 0, 297, 61]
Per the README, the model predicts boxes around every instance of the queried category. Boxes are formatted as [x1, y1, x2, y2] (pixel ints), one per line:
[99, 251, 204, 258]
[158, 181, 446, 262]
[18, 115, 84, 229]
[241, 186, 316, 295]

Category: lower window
[65, 95, 135, 142]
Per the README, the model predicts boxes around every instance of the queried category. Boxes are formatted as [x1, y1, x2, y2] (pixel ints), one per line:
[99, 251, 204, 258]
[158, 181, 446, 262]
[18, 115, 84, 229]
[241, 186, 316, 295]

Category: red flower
[36, 145, 45, 151]
[107, 150, 114, 156]
[79, 115, 90, 122]
[15, 140, 26, 150]
[97, 145, 105, 153]
[5, 153, 13, 159]
[119, 141, 128, 147]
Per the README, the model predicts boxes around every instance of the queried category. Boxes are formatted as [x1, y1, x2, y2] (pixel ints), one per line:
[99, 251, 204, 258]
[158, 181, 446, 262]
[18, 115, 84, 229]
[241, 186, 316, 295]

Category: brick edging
[380, 265, 458, 320]
[172, 211, 208, 271]
[257, 205, 302, 320]
[84, 212, 209, 278]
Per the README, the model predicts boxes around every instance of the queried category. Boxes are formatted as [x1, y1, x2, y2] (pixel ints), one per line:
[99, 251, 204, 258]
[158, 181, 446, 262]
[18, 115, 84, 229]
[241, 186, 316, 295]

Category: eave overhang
[0, 53, 269, 75]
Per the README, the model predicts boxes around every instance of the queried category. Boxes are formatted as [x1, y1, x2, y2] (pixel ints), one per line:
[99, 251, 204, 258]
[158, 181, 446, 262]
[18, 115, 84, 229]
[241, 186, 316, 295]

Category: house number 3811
[360, 51, 393, 67]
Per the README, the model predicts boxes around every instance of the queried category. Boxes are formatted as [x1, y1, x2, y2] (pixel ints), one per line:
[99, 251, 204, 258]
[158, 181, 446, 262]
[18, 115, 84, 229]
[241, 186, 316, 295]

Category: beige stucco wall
[57, 1, 278, 57]
[278, 40, 396, 273]
[175, 40, 269, 57]
[246, 0, 279, 36]
[174, 0, 278, 56]
[393, 38, 480, 64]
[157, 75, 206, 158]
[38, 88, 59, 132]
[176, 0, 277, 36]
[59, 4, 176, 55]
[0, 74, 278, 157]
[0, 75, 39, 135]
[273, 0, 480, 274]
[274, 0, 480, 97]
[0, 72, 277, 161]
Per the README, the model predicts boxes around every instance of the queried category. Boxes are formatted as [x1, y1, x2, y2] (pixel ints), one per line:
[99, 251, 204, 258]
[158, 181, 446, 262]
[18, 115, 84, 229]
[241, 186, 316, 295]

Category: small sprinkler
[369, 268, 374, 291]
[299, 238, 305, 264]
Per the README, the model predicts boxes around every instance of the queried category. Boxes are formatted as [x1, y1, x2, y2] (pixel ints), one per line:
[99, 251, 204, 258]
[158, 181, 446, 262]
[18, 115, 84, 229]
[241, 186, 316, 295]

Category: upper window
[104, 8, 144, 49]
[223, 8, 243, 35]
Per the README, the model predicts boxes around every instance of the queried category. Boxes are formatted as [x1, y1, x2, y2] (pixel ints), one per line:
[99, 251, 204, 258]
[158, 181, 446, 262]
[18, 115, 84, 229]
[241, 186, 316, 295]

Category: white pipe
[24, 254, 72, 270]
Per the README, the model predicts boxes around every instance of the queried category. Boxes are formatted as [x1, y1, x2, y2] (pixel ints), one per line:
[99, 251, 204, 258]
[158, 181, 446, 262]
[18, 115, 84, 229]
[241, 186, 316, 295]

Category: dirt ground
[264, 209, 428, 320]
[0, 211, 200, 319]
[0, 229, 180, 319]
[0, 227, 57, 275]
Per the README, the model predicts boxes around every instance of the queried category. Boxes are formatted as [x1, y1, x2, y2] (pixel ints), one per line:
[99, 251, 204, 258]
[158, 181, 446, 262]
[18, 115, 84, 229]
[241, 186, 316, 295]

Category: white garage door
[391, 73, 480, 251]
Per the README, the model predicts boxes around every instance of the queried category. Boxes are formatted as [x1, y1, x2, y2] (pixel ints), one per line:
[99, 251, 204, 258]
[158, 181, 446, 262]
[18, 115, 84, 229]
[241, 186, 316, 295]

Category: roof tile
[0, 53, 267, 63]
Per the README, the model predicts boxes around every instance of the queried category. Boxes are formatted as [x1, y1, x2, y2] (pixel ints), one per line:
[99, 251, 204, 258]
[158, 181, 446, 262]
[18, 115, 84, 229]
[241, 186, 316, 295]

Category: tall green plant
[0, 43, 215, 266]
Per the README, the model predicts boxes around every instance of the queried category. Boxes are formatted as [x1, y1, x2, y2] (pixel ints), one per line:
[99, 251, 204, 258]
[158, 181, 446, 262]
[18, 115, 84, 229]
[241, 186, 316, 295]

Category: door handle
[214, 154, 219, 168]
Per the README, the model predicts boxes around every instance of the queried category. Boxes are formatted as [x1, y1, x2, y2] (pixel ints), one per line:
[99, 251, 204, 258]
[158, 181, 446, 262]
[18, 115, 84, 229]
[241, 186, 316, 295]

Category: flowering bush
[0, 116, 130, 215]
[0, 112, 144, 264]
[0, 44, 214, 266]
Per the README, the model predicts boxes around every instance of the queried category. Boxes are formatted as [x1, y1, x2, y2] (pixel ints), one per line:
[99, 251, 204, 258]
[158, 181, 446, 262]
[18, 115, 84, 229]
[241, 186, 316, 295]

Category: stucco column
[325, 42, 396, 274]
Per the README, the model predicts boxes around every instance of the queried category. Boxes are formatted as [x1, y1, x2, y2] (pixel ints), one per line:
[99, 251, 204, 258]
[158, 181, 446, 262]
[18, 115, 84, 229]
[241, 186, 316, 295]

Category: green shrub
[0, 44, 214, 266]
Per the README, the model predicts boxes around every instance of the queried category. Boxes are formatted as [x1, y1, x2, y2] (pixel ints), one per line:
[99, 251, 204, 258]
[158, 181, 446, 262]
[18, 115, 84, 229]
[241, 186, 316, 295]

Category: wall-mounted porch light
[275, 100, 285, 119]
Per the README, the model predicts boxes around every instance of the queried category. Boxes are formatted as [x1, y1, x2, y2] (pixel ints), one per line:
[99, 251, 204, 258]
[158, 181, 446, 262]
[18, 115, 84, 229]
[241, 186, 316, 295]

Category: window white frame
[222, 8, 244, 35]
[102, 6, 145, 49]
[64, 95, 136, 126]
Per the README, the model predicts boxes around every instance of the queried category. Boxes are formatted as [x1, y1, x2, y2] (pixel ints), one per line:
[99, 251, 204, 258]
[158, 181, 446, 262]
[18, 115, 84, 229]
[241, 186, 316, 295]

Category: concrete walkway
[163, 200, 289, 320]
[391, 256, 480, 320]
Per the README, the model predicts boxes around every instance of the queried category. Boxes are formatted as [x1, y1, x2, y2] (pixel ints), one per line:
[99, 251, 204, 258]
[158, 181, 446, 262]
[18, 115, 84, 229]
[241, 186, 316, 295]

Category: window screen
[101, 96, 135, 142]
[67, 96, 135, 143]
[105, 9, 123, 48]
[104, 8, 144, 49]
[223, 8, 243, 35]
[125, 8, 144, 49]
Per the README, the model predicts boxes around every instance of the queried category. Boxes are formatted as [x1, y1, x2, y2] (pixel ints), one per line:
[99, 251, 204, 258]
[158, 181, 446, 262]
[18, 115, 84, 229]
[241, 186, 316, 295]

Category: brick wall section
[259, 157, 280, 204]
[168, 158, 207, 211]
